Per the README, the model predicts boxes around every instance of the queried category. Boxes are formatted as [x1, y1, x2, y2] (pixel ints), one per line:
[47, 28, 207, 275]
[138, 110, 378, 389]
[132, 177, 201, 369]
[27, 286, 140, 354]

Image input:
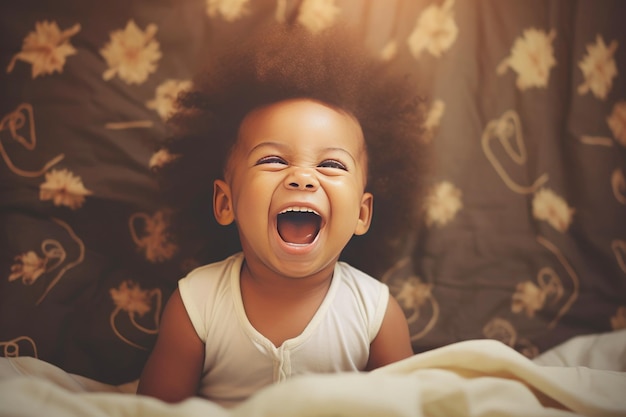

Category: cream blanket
[1, 333, 625, 417]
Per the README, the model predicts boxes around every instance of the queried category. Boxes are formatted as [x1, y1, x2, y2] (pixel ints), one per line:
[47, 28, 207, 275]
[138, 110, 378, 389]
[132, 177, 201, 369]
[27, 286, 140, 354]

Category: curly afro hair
[157, 23, 430, 276]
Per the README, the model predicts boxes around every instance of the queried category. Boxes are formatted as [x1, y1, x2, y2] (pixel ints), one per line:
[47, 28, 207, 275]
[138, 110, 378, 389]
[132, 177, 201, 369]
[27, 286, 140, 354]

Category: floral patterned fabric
[1, 0, 625, 384]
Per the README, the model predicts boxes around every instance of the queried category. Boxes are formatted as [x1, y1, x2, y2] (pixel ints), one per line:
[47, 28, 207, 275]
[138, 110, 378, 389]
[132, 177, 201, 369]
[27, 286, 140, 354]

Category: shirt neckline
[229, 252, 341, 353]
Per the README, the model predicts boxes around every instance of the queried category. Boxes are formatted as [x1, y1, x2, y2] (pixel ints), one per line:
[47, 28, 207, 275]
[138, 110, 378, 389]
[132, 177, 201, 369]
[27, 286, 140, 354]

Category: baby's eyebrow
[322, 147, 357, 166]
[247, 141, 287, 156]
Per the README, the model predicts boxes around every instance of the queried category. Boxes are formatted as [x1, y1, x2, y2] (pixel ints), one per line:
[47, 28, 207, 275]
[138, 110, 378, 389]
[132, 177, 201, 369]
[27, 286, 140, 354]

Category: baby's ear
[213, 179, 235, 225]
[354, 192, 373, 236]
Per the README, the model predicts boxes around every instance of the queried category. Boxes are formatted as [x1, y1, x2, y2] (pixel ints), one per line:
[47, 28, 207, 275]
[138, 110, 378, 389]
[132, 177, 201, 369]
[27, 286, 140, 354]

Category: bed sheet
[532, 329, 626, 371]
[1, 332, 625, 417]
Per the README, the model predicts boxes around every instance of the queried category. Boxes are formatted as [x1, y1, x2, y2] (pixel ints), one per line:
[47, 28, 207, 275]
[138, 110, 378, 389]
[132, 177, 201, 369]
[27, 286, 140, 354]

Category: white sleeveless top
[178, 252, 389, 407]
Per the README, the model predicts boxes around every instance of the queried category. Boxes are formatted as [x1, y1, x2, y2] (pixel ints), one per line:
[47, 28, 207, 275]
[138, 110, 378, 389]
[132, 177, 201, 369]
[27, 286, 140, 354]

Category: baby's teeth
[280, 207, 318, 215]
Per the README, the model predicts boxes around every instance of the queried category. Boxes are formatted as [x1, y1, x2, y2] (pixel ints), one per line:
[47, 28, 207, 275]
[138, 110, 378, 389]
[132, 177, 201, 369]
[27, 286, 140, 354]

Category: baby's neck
[239, 260, 335, 347]
[240, 260, 334, 300]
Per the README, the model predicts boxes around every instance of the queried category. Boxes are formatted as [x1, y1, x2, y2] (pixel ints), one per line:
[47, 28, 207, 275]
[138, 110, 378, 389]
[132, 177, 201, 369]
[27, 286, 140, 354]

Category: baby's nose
[285, 168, 319, 190]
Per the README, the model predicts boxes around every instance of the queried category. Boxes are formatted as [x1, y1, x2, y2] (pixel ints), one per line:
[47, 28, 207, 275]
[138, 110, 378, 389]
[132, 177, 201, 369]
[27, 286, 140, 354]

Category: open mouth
[277, 208, 322, 245]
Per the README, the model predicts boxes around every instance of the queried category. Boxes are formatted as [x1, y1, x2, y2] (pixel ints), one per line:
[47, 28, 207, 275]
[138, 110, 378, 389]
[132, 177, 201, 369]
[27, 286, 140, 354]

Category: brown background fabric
[1, 0, 625, 384]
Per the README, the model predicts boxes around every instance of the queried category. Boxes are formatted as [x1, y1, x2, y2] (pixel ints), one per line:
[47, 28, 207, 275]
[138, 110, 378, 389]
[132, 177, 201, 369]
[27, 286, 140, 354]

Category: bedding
[1, 0, 626, 412]
[1, 331, 625, 416]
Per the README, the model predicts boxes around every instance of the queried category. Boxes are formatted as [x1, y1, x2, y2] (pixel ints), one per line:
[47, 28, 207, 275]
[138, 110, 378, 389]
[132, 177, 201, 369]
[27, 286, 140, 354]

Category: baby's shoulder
[179, 252, 244, 288]
[335, 261, 388, 294]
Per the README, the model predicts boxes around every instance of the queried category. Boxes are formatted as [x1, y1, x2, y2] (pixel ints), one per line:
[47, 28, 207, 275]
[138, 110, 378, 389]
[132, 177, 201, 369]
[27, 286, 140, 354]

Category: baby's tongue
[277, 212, 320, 245]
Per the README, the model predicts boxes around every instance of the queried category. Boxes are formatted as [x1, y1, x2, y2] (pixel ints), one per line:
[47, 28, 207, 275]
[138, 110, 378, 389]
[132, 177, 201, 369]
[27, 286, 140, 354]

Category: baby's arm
[137, 288, 205, 402]
[366, 295, 413, 370]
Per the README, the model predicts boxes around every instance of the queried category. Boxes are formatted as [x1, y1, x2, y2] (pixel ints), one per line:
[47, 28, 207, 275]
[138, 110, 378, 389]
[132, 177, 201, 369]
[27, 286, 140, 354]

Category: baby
[138, 24, 428, 407]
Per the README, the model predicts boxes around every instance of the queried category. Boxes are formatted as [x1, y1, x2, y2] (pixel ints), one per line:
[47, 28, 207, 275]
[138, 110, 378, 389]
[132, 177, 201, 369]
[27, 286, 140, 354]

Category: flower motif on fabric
[39, 169, 92, 210]
[8, 251, 47, 285]
[482, 318, 517, 347]
[611, 169, 626, 205]
[535, 236, 580, 329]
[0, 103, 65, 177]
[297, 0, 341, 34]
[396, 278, 433, 313]
[379, 40, 398, 61]
[206, 0, 250, 21]
[149, 148, 179, 170]
[482, 318, 539, 358]
[407, 0, 458, 59]
[422, 99, 445, 143]
[612, 240, 626, 273]
[111, 281, 153, 317]
[511, 268, 563, 318]
[0, 336, 38, 359]
[512, 281, 545, 318]
[6, 21, 80, 79]
[611, 306, 626, 330]
[6, 228, 79, 306]
[110, 281, 162, 350]
[100, 20, 161, 85]
[481, 110, 549, 194]
[129, 210, 177, 262]
[424, 181, 463, 227]
[532, 188, 574, 232]
[518, 340, 539, 359]
[9, 217, 85, 305]
[394, 277, 439, 340]
[146, 79, 192, 121]
[382, 257, 438, 341]
[497, 28, 557, 90]
[608, 101, 626, 147]
[577, 35, 618, 101]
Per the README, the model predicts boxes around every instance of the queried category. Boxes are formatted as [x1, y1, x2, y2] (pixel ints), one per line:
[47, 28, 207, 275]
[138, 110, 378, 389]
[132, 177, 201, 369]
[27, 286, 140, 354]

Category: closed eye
[256, 156, 287, 165]
[318, 159, 347, 171]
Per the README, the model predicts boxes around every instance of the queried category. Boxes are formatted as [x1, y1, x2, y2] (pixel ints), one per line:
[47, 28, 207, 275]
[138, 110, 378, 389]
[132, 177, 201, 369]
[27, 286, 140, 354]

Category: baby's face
[215, 98, 373, 279]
